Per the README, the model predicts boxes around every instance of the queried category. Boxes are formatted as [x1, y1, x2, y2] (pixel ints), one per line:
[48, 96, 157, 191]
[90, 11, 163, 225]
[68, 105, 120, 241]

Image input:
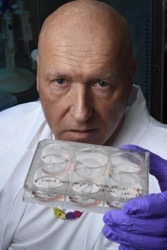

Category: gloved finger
[158, 181, 167, 192]
[103, 209, 167, 236]
[120, 144, 167, 191]
[124, 192, 167, 218]
[120, 144, 145, 152]
[149, 153, 167, 191]
[119, 245, 139, 250]
[104, 209, 131, 226]
[103, 226, 167, 249]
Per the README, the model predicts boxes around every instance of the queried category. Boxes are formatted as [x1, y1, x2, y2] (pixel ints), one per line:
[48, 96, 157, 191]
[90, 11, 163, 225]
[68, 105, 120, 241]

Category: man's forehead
[42, 17, 112, 45]
[40, 22, 119, 60]
[39, 42, 118, 71]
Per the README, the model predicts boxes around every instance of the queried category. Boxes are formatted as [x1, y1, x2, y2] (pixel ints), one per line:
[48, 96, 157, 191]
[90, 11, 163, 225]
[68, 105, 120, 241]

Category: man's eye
[55, 79, 66, 85]
[95, 81, 110, 88]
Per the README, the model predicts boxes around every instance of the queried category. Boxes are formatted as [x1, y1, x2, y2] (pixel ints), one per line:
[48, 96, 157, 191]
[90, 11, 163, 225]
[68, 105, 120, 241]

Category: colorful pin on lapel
[53, 208, 66, 220]
[53, 208, 83, 220]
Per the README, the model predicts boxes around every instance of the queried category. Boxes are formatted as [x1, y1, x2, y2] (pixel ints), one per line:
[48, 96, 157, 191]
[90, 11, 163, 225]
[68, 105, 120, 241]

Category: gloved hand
[103, 191, 167, 250]
[120, 144, 167, 191]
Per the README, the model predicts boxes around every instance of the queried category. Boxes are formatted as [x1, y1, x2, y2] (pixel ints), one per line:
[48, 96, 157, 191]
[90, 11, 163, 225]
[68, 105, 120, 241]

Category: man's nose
[70, 85, 93, 123]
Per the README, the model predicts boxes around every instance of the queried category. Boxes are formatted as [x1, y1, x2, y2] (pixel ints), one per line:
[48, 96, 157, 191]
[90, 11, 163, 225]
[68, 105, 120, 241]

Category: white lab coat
[0, 85, 167, 250]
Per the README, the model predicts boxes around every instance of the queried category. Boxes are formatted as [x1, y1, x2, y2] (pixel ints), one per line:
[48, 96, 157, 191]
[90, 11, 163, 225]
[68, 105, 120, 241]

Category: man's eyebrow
[44, 72, 66, 80]
[100, 72, 118, 79]
[44, 71, 119, 85]
[95, 73, 119, 84]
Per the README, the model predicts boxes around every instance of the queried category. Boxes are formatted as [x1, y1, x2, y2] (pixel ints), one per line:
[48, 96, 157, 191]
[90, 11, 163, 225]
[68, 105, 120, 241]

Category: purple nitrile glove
[103, 191, 167, 250]
[120, 144, 167, 191]
[119, 246, 137, 250]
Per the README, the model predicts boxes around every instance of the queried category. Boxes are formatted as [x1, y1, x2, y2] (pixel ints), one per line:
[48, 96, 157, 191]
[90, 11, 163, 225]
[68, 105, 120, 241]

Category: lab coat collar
[113, 85, 150, 146]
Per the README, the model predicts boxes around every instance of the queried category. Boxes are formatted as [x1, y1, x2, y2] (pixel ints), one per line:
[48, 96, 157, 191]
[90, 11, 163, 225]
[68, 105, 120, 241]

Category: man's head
[37, 0, 136, 145]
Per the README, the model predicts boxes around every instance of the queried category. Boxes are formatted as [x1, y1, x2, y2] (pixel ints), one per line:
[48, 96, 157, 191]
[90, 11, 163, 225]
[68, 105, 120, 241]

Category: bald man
[1, 1, 167, 249]
[37, 0, 135, 146]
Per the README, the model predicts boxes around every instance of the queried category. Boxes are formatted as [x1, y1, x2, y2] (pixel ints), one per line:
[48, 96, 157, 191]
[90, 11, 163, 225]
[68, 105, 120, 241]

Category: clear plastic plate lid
[23, 139, 149, 213]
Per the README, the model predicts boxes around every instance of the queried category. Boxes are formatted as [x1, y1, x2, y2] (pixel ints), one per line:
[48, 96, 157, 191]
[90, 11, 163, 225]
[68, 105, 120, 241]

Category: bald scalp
[40, 0, 127, 29]
[38, 0, 132, 60]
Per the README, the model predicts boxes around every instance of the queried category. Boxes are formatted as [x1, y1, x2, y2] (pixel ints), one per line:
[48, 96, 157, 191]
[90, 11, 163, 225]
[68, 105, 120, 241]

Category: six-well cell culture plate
[23, 139, 149, 213]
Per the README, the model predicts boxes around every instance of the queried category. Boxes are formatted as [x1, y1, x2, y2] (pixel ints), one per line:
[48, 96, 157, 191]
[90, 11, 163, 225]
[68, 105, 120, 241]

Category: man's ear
[31, 49, 39, 92]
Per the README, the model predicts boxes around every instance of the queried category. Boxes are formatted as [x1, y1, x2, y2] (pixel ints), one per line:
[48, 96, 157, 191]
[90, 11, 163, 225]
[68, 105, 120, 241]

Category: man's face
[37, 23, 134, 145]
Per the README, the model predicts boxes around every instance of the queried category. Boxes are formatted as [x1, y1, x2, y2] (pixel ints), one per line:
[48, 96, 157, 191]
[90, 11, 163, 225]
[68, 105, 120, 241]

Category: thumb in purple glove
[119, 246, 136, 250]
[103, 191, 167, 250]
[120, 144, 167, 191]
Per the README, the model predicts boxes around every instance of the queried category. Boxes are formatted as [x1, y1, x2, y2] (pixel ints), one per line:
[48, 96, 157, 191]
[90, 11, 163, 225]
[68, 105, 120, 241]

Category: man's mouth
[65, 129, 97, 142]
